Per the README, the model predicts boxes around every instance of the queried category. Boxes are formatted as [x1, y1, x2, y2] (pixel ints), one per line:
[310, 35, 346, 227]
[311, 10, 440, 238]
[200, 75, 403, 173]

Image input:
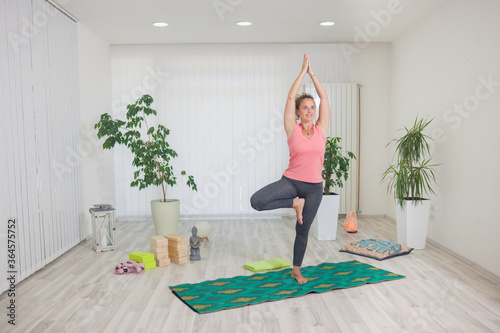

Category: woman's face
[296, 98, 316, 123]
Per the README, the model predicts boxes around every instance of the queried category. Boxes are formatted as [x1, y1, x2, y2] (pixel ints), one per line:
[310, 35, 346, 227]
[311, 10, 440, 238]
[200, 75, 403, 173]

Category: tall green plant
[382, 116, 439, 208]
[94, 94, 197, 202]
[322, 137, 356, 195]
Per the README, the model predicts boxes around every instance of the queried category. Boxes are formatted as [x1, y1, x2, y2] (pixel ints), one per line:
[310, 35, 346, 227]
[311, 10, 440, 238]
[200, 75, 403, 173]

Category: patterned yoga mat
[170, 260, 405, 313]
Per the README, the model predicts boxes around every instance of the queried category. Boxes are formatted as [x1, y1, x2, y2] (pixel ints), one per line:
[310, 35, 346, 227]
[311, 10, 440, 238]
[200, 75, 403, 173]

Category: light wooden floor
[2, 215, 500, 333]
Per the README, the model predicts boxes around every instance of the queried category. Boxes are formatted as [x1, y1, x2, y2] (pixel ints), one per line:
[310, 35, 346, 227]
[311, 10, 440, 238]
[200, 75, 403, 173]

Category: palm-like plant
[94, 94, 197, 202]
[322, 137, 356, 195]
[382, 116, 439, 208]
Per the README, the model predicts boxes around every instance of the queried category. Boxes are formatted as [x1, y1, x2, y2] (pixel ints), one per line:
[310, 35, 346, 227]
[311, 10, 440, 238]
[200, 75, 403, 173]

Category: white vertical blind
[0, 0, 82, 293]
[111, 45, 290, 216]
[110, 44, 352, 216]
[306, 83, 360, 214]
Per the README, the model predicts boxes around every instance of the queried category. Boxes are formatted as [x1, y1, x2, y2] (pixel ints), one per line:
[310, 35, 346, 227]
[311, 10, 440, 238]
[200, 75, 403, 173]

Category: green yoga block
[129, 251, 155, 264]
[243, 258, 291, 272]
[144, 261, 156, 270]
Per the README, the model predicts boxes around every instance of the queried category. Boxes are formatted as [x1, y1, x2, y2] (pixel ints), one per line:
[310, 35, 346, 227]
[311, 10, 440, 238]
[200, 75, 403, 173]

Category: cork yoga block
[150, 235, 168, 247]
[156, 258, 171, 267]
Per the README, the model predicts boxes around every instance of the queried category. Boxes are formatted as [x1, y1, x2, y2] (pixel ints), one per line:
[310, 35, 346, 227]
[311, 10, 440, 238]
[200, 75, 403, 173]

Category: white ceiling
[52, 0, 450, 44]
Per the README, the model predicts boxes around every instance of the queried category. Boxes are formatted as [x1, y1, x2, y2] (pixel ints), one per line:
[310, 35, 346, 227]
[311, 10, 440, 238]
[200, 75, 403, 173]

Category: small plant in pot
[314, 136, 356, 240]
[322, 137, 357, 195]
[94, 94, 197, 236]
[381, 116, 440, 249]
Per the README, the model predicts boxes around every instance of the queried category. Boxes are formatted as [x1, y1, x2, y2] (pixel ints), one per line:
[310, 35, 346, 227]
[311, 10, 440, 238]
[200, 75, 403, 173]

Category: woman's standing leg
[290, 181, 323, 283]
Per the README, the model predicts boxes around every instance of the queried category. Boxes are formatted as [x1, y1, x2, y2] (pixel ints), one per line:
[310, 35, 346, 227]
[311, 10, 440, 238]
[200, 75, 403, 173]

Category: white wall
[389, 0, 500, 276]
[77, 24, 114, 237]
[349, 43, 391, 215]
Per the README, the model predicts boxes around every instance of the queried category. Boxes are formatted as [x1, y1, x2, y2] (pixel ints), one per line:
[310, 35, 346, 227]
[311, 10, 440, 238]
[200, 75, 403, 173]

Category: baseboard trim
[179, 214, 291, 220]
[118, 213, 391, 221]
[354, 213, 392, 219]
[381, 214, 499, 280]
[383, 214, 396, 221]
[117, 213, 296, 221]
[426, 237, 500, 282]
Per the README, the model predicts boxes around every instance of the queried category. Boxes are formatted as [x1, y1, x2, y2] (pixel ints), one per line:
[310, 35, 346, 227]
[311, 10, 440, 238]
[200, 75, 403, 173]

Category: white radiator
[305, 83, 360, 214]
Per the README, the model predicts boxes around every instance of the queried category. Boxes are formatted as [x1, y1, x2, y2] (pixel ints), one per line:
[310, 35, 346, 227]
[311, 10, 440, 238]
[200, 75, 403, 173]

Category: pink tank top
[283, 124, 326, 183]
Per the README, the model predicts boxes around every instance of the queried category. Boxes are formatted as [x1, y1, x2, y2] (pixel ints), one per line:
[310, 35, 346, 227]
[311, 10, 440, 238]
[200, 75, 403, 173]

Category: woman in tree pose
[250, 54, 330, 284]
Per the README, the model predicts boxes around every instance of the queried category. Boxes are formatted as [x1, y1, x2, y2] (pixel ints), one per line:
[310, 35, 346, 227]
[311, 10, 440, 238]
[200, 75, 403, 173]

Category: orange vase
[344, 211, 358, 233]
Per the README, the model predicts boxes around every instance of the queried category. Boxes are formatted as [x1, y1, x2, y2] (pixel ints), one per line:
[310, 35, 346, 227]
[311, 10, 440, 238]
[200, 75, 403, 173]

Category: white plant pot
[313, 193, 340, 241]
[396, 199, 431, 249]
[151, 199, 180, 236]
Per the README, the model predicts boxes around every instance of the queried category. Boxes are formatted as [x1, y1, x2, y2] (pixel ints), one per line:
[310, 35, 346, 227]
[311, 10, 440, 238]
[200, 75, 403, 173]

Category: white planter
[151, 199, 180, 236]
[396, 199, 431, 249]
[313, 193, 340, 241]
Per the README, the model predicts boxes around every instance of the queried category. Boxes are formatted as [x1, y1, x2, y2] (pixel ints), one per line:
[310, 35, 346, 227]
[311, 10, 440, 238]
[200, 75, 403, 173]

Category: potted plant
[313, 136, 356, 240]
[381, 116, 439, 249]
[94, 94, 197, 236]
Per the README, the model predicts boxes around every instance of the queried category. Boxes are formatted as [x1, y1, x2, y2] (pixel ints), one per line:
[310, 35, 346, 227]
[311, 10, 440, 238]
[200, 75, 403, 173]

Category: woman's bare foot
[292, 198, 305, 225]
[291, 266, 307, 284]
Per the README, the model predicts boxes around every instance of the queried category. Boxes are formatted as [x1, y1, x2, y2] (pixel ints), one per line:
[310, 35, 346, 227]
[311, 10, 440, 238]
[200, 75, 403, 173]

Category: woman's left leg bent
[250, 176, 297, 211]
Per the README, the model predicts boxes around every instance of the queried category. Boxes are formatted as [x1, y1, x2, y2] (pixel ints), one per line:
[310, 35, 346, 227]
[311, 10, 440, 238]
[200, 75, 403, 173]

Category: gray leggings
[250, 176, 323, 267]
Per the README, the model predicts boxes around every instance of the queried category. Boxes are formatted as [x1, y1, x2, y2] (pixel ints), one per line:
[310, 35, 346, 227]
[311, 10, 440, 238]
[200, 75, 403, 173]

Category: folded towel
[243, 258, 291, 272]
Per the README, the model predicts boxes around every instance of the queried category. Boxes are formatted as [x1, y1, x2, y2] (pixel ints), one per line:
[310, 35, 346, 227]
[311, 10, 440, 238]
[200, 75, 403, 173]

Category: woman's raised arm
[308, 61, 330, 136]
[284, 55, 308, 140]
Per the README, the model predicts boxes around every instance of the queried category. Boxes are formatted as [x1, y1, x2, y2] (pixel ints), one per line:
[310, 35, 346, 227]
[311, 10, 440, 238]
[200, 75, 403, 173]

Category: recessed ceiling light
[319, 21, 335, 27]
[152, 22, 168, 27]
[236, 21, 252, 26]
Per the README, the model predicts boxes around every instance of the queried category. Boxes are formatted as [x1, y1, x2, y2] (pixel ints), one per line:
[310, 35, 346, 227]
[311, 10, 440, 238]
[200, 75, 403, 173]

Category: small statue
[190, 226, 201, 261]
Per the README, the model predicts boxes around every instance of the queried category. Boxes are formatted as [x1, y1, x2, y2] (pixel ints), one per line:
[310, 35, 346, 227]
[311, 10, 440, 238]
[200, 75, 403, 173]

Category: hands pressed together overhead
[301, 53, 315, 77]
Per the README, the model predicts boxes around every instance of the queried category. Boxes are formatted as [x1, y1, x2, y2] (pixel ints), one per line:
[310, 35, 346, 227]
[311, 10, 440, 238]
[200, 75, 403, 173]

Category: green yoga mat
[170, 260, 405, 313]
[243, 258, 291, 272]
